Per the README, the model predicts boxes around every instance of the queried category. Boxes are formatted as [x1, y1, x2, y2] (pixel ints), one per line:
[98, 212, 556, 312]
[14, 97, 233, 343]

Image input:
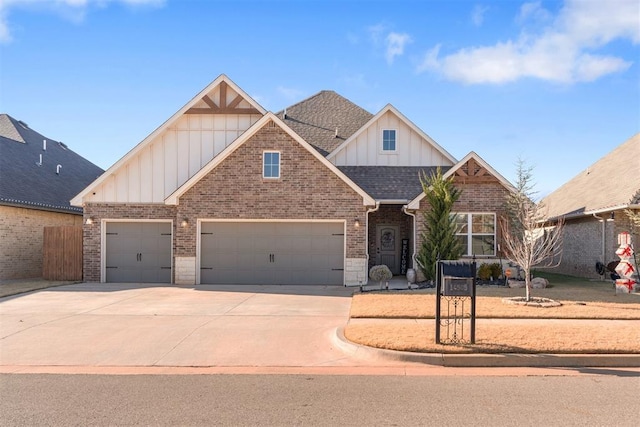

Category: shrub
[369, 265, 393, 283]
[489, 263, 503, 279]
[477, 263, 492, 281]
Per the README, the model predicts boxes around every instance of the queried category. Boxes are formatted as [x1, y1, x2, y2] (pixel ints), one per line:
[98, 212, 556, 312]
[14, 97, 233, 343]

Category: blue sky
[1, 0, 638, 198]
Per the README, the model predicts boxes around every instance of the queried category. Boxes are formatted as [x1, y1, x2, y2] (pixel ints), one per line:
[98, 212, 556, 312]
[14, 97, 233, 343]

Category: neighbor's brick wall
[556, 210, 640, 279]
[0, 205, 82, 280]
[416, 181, 510, 260]
[177, 122, 367, 259]
[82, 204, 176, 282]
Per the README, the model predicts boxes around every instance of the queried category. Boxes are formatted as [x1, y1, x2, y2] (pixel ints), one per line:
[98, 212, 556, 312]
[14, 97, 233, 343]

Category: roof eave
[165, 112, 376, 207]
[71, 74, 266, 206]
[326, 104, 458, 164]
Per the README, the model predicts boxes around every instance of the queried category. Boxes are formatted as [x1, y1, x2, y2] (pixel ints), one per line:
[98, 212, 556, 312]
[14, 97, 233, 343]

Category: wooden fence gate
[43, 226, 83, 281]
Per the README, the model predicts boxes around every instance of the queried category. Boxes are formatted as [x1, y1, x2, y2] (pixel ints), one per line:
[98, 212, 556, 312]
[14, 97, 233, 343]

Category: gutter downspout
[593, 213, 605, 279]
[402, 205, 417, 271]
[365, 202, 380, 285]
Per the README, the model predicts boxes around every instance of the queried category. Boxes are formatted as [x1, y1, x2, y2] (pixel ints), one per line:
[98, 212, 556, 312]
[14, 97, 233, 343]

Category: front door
[376, 225, 400, 275]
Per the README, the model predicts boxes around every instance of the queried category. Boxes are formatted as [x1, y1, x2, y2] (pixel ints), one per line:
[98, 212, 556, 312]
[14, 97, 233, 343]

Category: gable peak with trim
[72, 74, 266, 207]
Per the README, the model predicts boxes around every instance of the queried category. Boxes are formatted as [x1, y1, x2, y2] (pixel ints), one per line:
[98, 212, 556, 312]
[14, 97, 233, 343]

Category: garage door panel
[200, 222, 344, 285]
[105, 222, 172, 284]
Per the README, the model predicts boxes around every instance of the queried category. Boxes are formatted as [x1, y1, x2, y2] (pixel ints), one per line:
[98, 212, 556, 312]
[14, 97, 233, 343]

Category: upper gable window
[382, 129, 397, 152]
[263, 151, 280, 179]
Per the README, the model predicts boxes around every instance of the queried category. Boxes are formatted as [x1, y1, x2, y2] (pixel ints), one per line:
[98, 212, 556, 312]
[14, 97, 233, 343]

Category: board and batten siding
[84, 113, 261, 203]
[331, 111, 454, 167]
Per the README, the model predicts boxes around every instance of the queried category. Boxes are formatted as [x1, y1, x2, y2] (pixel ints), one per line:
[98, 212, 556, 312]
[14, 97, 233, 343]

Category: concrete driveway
[0, 283, 366, 369]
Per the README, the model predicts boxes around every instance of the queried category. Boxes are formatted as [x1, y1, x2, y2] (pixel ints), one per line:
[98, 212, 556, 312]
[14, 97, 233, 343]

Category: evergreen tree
[416, 168, 463, 282]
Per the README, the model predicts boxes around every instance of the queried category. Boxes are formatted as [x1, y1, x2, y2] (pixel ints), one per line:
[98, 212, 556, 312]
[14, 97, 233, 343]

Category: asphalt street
[2, 373, 639, 426]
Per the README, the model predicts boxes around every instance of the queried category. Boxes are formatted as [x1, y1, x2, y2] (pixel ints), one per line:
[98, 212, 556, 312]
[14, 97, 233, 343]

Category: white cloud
[0, 0, 164, 43]
[517, 1, 551, 25]
[471, 4, 489, 27]
[385, 32, 412, 64]
[418, 0, 639, 84]
[367, 23, 412, 65]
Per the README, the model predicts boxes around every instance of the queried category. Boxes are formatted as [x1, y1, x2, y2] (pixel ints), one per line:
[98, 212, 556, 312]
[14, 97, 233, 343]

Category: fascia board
[165, 113, 272, 205]
[406, 152, 516, 210]
[326, 104, 458, 165]
[165, 112, 376, 206]
[385, 105, 457, 164]
[325, 105, 391, 160]
[454, 151, 517, 193]
[268, 114, 376, 206]
[71, 74, 266, 206]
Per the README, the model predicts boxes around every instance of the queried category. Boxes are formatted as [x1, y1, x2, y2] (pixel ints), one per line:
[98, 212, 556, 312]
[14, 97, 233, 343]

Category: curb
[334, 327, 640, 368]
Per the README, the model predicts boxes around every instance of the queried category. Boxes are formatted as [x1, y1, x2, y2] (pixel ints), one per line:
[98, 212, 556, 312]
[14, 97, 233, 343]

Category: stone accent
[345, 258, 367, 286]
[175, 256, 196, 285]
[0, 205, 82, 280]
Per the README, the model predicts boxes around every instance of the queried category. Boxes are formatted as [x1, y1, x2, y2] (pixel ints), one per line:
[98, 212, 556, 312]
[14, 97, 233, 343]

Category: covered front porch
[367, 204, 415, 276]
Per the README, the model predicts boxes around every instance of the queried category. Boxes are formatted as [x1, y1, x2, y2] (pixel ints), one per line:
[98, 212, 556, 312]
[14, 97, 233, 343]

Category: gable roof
[165, 112, 375, 206]
[326, 104, 458, 164]
[71, 74, 266, 206]
[541, 133, 640, 218]
[406, 151, 516, 209]
[0, 114, 103, 214]
[338, 166, 449, 202]
[277, 91, 374, 156]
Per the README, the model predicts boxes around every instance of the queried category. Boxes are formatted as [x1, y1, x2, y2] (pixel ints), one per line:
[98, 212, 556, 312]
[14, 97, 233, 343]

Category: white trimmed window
[382, 129, 397, 151]
[453, 213, 496, 256]
[263, 151, 280, 179]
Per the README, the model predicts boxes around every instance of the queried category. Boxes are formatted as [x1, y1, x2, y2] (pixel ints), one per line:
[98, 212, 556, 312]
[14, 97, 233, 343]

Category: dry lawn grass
[346, 273, 640, 353]
[345, 322, 640, 354]
[350, 278, 640, 320]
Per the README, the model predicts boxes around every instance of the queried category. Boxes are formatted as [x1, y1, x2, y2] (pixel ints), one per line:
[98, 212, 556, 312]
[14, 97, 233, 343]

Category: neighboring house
[541, 133, 640, 279]
[72, 75, 515, 286]
[0, 114, 104, 280]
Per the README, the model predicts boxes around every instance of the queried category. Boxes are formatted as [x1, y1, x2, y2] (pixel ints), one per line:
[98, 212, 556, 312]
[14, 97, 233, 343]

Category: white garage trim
[196, 219, 347, 285]
[101, 219, 174, 283]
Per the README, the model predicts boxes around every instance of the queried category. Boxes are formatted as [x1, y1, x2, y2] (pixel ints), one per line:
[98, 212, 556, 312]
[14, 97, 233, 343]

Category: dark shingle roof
[277, 91, 373, 156]
[338, 166, 451, 201]
[541, 133, 640, 218]
[0, 114, 104, 214]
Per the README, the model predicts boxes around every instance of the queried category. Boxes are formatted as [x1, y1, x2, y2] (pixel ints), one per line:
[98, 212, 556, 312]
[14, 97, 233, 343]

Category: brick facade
[415, 181, 510, 263]
[82, 122, 369, 285]
[0, 205, 82, 280]
[556, 211, 640, 279]
[177, 123, 366, 251]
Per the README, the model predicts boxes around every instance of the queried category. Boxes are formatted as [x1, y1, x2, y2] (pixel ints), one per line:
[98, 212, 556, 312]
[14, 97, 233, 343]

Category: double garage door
[105, 222, 172, 283]
[200, 222, 344, 285]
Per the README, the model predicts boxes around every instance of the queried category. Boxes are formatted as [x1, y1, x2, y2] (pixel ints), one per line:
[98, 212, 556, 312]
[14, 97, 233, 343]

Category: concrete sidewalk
[1, 283, 638, 374]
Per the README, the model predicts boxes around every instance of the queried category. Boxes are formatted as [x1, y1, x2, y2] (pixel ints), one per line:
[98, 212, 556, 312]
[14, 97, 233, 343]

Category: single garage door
[105, 222, 172, 283]
[200, 222, 344, 285]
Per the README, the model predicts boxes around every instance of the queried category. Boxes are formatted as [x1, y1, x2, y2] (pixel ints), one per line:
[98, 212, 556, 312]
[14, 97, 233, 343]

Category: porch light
[607, 212, 615, 222]
[181, 218, 189, 228]
[85, 217, 94, 225]
[354, 219, 360, 228]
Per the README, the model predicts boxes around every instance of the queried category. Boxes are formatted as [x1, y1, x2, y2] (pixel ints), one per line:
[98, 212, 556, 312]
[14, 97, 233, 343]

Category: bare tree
[500, 159, 565, 302]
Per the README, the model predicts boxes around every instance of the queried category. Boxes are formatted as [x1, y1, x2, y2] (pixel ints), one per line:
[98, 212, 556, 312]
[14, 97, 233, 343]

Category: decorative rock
[502, 297, 562, 308]
[531, 277, 549, 289]
[508, 280, 525, 288]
